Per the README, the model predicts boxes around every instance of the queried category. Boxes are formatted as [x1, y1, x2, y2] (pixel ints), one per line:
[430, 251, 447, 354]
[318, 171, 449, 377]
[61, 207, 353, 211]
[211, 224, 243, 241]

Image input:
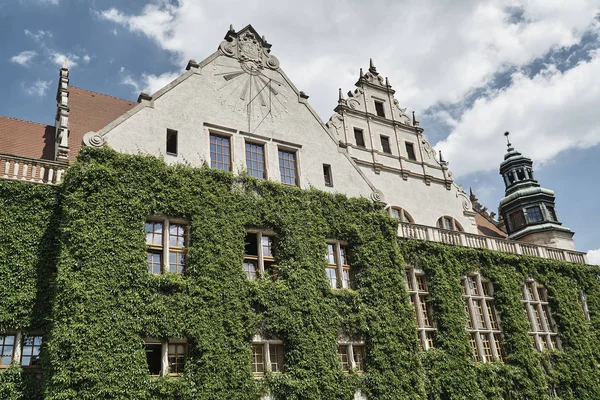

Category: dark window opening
[323, 164, 333, 186]
[245, 233, 258, 256]
[507, 173, 515, 184]
[166, 129, 178, 155]
[510, 210, 526, 230]
[374, 100, 385, 117]
[354, 128, 365, 148]
[516, 169, 526, 180]
[145, 343, 162, 375]
[380, 136, 391, 154]
[526, 206, 543, 223]
[405, 142, 417, 161]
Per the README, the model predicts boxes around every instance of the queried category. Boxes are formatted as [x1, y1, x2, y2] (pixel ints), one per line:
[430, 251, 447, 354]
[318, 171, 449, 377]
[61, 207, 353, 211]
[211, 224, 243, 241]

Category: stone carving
[370, 189, 385, 202]
[420, 139, 436, 161]
[394, 99, 412, 125]
[456, 185, 473, 212]
[83, 132, 105, 147]
[219, 26, 280, 72]
[347, 98, 361, 110]
[326, 113, 344, 138]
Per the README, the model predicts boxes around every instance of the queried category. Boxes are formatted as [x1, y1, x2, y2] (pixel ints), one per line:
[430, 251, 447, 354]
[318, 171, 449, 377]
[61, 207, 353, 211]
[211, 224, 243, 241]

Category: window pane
[21, 335, 42, 366]
[0, 335, 15, 367]
[353, 345, 365, 372]
[168, 343, 186, 374]
[262, 236, 275, 258]
[269, 344, 284, 373]
[338, 346, 350, 371]
[146, 222, 163, 246]
[169, 224, 185, 247]
[244, 261, 257, 280]
[526, 206, 543, 223]
[252, 344, 265, 375]
[327, 244, 336, 265]
[169, 252, 185, 274]
[145, 343, 162, 375]
[278, 150, 297, 185]
[148, 252, 162, 275]
[405, 142, 416, 161]
[245, 142, 265, 179]
[210, 135, 231, 171]
[354, 128, 365, 147]
[327, 267, 338, 289]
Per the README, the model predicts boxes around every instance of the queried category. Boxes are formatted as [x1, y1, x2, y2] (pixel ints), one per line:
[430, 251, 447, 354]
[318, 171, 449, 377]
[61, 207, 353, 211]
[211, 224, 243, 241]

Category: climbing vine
[0, 147, 598, 399]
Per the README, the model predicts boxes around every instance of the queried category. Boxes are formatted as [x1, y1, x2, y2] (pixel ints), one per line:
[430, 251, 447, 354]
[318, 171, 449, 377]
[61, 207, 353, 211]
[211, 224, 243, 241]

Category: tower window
[516, 169, 526, 180]
[353, 128, 365, 148]
[546, 206, 557, 222]
[526, 206, 543, 223]
[405, 142, 417, 161]
[380, 136, 391, 154]
[374, 100, 385, 117]
[323, 164, 333, 187]
[509, 210, 526, 230]
[166, 129, 178, 155]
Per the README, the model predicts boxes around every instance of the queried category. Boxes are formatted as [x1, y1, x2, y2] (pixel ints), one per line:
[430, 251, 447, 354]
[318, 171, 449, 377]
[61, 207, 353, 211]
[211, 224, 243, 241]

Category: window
[380, 136, 391, 154]
[526, 206, 543, 223]
[278, 149, 298, 186]
[210, 134, 231, 171]
[405, 142, 417, 161]
[462, 274, 503, 362]
[509, 210, 526, 230]
[405, 267, 436, 350]
[166, 129, 178, 155]
[546, 206, 558, 222]
[252, 338, 284, 376]
[244, 231, 277, 280]
[389, 207, 414, 224]
[522, 280, 560, 351]
[146, 218, 187, 275]
[323, 164, 333, 187]
[338, 339, 365, 373]
[353, 128, 366, 148]
[374, 100, 385, 117]
[21, 335, 42, 367]
[245, 142, 266, 179]
[145, 339, 186, 376]
[436, 216, 463, 232]
[326, 242, 354, 289]
[0, 334, 15, 367]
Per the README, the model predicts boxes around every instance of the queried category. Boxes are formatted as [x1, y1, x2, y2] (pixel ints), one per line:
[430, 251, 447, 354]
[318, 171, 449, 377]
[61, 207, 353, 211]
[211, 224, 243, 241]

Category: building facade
[0, 25, 598, 400]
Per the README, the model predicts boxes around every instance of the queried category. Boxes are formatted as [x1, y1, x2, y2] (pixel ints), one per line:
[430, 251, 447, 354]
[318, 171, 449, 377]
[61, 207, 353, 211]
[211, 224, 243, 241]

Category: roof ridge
[0, 115, 51, 127]
[70, 86, 135, 104]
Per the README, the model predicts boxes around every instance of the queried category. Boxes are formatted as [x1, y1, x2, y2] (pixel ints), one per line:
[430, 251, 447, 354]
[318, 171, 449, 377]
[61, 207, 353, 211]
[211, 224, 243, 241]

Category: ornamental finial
[369, 58, 377, 74]
[229, 24, 234, 32]
[359, 67, 364, 79]
[338, 87, 344, 102]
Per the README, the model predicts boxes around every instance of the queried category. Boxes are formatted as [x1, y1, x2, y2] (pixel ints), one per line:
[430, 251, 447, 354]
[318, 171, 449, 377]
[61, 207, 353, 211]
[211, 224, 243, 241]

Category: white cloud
[24, 29, 53, 41]
[21, 79, 52, 97]
[437, 50, 600, 177]
[83, 55, 91, 63]
[97, 0, 600, 118]
[121, 70, 181, 95]
[51, 52, 79, 68]
[587, 248, 600, 265]
[10, 50, 37, 66]
[38, 0, 58, 4]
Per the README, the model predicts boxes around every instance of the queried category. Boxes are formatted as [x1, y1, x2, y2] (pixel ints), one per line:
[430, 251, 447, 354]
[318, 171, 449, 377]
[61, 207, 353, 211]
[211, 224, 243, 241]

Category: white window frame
[326, 241, 353, 290]
[436, 216, 463, 232]
[146, 217, 188, 275]
[462, 273, 503, 363]
[144, 338, 187, 377]
[405, 267, 436, 350]
[522, 279, 560, 351]
[251, 335, 284, 376]
[388, 206, 414, 224]
[338, 336, 365, 373]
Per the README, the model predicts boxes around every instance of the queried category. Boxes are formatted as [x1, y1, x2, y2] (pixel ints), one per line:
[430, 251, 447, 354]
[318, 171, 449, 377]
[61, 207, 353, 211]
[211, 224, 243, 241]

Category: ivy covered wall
[0, 147, 598, 399]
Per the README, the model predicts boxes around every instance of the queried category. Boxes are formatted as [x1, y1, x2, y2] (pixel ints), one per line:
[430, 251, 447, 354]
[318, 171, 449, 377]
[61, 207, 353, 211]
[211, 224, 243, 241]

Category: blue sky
[2, 0, 600, 258]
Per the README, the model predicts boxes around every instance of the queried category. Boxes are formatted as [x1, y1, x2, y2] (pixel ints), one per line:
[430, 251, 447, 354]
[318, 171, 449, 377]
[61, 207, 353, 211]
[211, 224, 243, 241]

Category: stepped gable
[0, 116, 55, 160]
[67, 87, 136, 161]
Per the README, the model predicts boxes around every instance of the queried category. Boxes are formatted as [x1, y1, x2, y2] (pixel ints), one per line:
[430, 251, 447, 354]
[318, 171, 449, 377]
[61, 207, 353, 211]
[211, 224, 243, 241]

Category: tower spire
[369, 58, 377, 74]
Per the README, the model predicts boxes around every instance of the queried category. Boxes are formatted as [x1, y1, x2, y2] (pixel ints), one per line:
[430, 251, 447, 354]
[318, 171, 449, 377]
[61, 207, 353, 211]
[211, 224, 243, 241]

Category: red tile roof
[67, 86, 137, 162]
[475, 213, 506, 238]
[0, 86, 136, 162]
[0, 117, 55, 160]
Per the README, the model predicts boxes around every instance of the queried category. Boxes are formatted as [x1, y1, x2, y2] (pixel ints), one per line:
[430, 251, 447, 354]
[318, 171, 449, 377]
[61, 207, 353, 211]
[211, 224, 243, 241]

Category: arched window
[436, 216, 463, 232]
[389, 207, 415, 224]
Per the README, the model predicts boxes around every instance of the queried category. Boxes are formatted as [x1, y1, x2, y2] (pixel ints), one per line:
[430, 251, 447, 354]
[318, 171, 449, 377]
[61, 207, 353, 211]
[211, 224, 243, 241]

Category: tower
[498, 132, 575, 250]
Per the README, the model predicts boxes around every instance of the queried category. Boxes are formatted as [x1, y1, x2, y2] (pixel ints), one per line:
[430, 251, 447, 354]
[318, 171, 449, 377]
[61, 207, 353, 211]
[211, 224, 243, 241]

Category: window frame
[326, 241, 354, 290]
[338, 337, 365, 373]
[244, 230, 278, 280]
[380, 135, 392, 154]
[0, 331, 43, 369]
[389, 206, 414, 224]
[146, 217, 188, 275]
[166, 128, 178, 156]
[405, 142, 417, 161]
[245, 140, 267, 179]
[278, 148, 299, 186]
[436, 216, 464, 232]
[144, 338, 187, 377]
[522, 280, 561, 351]
[323, 164, 333, 187]
[209, 133, 232, 172]
[405, 267, 436, 350]
[353, 128, 366, 148]
[525, 206, 543, 223]
[374, 100, 385, 117]
[462, 273, 503, 363]
[251, 336, 284, 376]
